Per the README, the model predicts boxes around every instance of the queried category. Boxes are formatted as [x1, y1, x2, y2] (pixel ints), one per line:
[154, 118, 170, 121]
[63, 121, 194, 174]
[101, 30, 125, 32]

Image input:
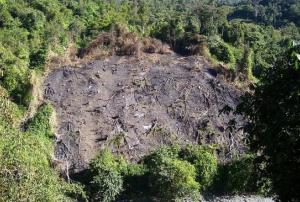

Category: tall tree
[239, 45, 300, 201]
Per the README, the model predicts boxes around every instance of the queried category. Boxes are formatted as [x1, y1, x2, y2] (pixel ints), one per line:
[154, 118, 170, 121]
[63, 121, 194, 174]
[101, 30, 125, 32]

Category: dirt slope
[43, 54, 245, 173]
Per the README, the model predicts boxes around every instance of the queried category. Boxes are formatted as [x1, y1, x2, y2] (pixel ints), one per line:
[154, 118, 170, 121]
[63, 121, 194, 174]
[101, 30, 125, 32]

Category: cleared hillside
[43, 53, 245, 174]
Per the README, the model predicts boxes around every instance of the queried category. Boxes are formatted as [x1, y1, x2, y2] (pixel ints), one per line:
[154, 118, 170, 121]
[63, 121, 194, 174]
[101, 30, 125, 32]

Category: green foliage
[0, 0, 72, 105]
[147, 145, 181, 160]
[0, 102, 83, 201]
[87, 146, 216, 201]
[239, 46, 300, 201]
[90, 150, 127, 174]
[229, 0, 300, 27]
[223, 21, 267, 49]
[122, 163, 148, 199]
[86, 145, 270, 201]
[185, 15, 200, 34]
[26, 104, 53, 138]
[89, 150, 127, 202]
[0, 28, 31, 105]
[241, 47, 257, 81]
[245, 48, 255, 80]
[180, 145, 218, 190]
[88, 150, 149, 201]
[147, 155, 200, 201]
[220, 21, 299, 78]
[211, 155, 262, 194]
[151, 14, 186, 46]
[208, 36, 236, 64]
[91, 172, 123, 202]
[143, 145, 217, 200]
[0, 86, 23, 127]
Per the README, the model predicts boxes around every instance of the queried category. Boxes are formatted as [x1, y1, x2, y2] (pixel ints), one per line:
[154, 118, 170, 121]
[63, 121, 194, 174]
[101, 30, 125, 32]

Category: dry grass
[78, 32, 113, 59]
[177, 34, 208, 56]
[45, 43, 81, 71]
[214, 64, 237, 82]
[79, 25, 171, 59]
[115, 32, 140, 56]
[22, 71, 46, 124]
[141, 37, 171, 54]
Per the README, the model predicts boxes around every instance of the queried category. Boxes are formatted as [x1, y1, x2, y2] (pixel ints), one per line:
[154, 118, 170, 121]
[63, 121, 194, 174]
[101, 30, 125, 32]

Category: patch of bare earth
[43, 54, 246, 174]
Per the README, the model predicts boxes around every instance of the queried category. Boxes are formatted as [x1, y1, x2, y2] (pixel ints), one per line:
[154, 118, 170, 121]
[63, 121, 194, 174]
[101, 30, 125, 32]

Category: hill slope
[44, 54, 245, 173]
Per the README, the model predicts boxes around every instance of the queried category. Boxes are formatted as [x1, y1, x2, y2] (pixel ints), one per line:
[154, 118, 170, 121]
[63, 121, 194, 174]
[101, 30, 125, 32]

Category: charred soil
[43, 53, 246, 174]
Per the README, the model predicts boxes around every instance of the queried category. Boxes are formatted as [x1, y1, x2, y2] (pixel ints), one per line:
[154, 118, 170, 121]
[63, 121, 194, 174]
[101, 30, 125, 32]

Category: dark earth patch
[44, 54, 246, 174]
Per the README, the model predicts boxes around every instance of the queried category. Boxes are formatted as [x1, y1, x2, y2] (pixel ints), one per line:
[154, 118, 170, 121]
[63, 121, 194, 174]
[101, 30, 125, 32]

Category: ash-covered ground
[44, 54, 246, 173]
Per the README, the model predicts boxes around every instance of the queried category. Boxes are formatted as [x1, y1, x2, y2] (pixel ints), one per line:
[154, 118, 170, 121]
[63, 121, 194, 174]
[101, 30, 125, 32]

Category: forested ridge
[0, 0, 299, 201]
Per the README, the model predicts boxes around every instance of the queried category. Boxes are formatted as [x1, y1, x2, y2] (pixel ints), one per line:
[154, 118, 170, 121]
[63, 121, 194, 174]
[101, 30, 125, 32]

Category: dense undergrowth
[77, 146, 264, 201]
[0, 98, 85, 201]
[0, 0, 300, 201]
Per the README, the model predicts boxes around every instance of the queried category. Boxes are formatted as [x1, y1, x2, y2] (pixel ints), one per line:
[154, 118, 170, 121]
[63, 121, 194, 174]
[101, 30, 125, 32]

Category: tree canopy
[239, 45, 300, 201]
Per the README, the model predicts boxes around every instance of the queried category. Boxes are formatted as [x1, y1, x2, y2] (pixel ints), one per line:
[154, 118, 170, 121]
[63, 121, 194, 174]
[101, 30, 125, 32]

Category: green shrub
[147, 156, 200, 201]
[89, 150, 127, 202]
[180, 145, 218, 191]
[148, 145, 181, 160]
[26, 104, 54, 138]
[86, 146, 269, 201]
[0, 86, 23, 127]
[0, 102, 83, 201]
[243, 48, 257, 81]
[210, 155, 260, 194]
[208, 36, 236, 64]
[143, 146, 200, 201]
[122, 163, 149, 199]
[0, 28, 31, 106]
[185, 15, 200, 34]
[91, 171, 123, 202]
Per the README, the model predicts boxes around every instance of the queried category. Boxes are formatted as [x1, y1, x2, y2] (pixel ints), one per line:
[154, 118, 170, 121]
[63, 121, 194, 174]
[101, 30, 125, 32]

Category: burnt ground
[43, 54, 246, 173]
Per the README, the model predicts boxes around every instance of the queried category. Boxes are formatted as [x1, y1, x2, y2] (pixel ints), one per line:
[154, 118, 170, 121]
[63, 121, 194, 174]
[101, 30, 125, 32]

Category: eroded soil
[44, 54, 245, 173]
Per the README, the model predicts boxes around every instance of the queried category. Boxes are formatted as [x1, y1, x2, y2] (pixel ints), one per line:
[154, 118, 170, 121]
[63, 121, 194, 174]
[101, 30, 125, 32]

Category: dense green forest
[0, 0, 299, 201]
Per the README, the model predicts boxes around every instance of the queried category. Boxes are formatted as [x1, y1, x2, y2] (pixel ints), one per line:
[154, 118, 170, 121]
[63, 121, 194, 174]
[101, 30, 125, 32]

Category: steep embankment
[43, 53, 245, 174]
